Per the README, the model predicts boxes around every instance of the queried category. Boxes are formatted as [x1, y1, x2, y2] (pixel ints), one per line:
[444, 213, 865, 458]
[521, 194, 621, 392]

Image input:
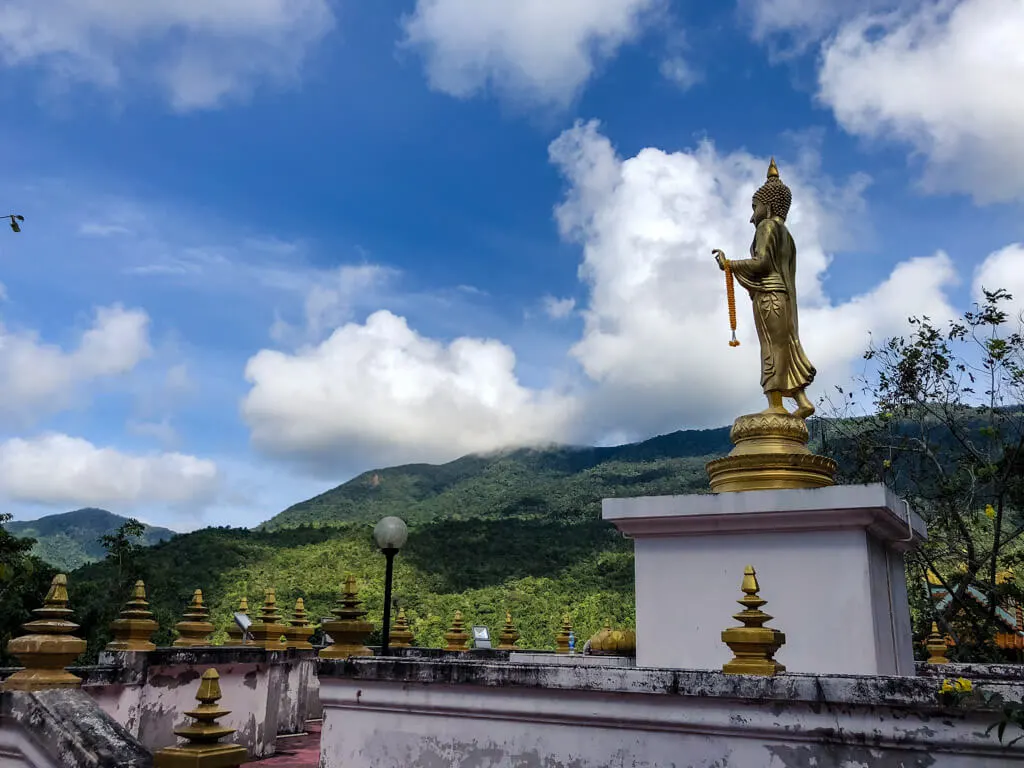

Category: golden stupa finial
[767, 156, 779, 178]
[4, 574, 88, 691]
[721, 566, 786, 676]
[925, 622, 950, 664]
[319, 574, 373, 659]
[444, 610, 469, 652]
[284, 598, 315, 650]
[555, 613, 573, 654]
[497, 611, 520, 650]
[225, 595, 251, 647]
[389, 607, 415, 649]
[106, 579, 159, 652]
[248, 588, 287, 651]
[153, 668, 248, 767]
[173, 589, 214, 647]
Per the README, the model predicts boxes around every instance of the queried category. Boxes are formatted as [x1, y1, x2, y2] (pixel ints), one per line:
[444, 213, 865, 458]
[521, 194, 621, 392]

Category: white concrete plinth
[602, 483, 927, 676]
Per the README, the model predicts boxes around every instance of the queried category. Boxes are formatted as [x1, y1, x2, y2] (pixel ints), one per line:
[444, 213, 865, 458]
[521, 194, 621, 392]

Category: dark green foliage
[822, 289, 1024, 658]
[0, 512, 56, 666]
[4, 509, 176, 571]
[61, 430, 733, 661]
[262, 428, 731, 530]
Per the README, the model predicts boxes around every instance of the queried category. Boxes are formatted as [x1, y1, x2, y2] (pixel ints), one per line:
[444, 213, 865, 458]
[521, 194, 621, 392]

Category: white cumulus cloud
[239, 122, 973, 471]
[973, 243, 1024, 320]
[0, 0, 335, 110]
[242, 309, 578, 472]
[400, 0, 662, 105]
[0, 304, 151, 423]
[739, 0, 902, 46]
[0, 433, 218, 507]
[549, 120, 958, 439]
[817, 0, 1024, 203]
[543, 296, 577, 319]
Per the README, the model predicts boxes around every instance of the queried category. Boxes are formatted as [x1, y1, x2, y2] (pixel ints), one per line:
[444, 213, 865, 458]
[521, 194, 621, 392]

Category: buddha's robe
[728, 216, 816, 395]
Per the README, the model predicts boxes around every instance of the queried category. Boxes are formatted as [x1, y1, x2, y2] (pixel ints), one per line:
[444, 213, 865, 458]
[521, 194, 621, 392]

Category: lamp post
[373, 516, 408, 656]
[5, 214, 23, 233]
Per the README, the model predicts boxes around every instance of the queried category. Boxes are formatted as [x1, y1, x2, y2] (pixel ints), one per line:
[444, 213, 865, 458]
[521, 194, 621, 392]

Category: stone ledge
[318, 656, 1024, 712]
[602, 482, 928, 548]
[1, 689, 151, 767]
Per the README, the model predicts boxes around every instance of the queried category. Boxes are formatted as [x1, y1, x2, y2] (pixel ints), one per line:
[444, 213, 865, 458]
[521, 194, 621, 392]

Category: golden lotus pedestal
[706, 410, 836, 493]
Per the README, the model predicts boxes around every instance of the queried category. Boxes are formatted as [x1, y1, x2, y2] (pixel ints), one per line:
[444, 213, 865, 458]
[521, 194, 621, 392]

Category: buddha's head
[751, 157, 792, 224]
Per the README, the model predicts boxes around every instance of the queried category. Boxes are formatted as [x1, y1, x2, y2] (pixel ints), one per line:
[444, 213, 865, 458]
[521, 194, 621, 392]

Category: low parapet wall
[0, 647, 318, 760]
[0, 688, 151, 768]
[318, 656, 1024, 767]
[88, 647, 317, 758]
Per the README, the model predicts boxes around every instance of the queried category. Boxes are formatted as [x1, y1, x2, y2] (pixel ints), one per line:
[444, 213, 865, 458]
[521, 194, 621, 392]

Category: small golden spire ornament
[225, 596, 250, 646]
[153, 669, 248, 768]
[389, 607, 414, 649]
[721, 566, 786, 676]
[4, 574, 88, 691]
[319, 575, 374, 659]
[247, 588, 287, 650]
[555, 614, 573, 654]
[926, 622, 950, 664]
[284, 598, 315, 650]
[106, 580, 159, 652]
[444, 611, 469, 652]
[497, 611, 520, 650]
[173, 589, 214, 647]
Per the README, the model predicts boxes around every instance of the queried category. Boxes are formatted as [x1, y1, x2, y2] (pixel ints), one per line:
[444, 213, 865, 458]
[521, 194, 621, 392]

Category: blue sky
[1, 0, 1022, 530]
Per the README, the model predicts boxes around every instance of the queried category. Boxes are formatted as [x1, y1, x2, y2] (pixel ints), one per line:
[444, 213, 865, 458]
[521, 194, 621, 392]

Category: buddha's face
[750, 199, 769, 225]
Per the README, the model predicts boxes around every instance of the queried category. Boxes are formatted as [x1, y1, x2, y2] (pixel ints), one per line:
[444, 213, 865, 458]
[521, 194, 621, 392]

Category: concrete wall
[0, 689, 151, 768]
[604, 485, 923, 676]
[318, 657, 1024, 768]
[80, 647, 313, 759]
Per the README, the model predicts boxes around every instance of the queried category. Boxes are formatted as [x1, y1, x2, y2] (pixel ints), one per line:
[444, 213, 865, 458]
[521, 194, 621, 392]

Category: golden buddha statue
[706, 159, 836, 493]
[713, 158, 815, 419]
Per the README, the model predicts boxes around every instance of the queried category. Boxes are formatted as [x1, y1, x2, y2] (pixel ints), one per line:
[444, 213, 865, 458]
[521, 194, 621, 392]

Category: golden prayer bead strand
[723, 259, 740, 347]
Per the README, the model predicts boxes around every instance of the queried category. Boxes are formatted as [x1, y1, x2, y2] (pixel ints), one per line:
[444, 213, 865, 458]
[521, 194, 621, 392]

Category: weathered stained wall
[0, 689, 151, 768]
[319, 657, 1024, 768]
[81, 648, 307, 759]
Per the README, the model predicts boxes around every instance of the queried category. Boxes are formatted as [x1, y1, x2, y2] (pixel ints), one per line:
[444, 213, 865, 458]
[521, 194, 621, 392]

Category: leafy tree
[822, 288, 1024, 659]
[73, 518, 149, 660]
[98, 518, 146, 591]
[0, 513, 56, 665]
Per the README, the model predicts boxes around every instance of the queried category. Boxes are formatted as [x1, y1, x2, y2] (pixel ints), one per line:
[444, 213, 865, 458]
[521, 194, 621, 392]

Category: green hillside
[68, 428, 733, 660]
[5, 508, 177, 571]
[263, 427, 733, 529]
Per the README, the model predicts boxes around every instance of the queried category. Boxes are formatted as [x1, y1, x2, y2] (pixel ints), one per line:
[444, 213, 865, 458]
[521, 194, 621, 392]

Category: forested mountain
[67, 427, 736, 660]
[262, 426, 733, 529]
[4, 508, 177, 571]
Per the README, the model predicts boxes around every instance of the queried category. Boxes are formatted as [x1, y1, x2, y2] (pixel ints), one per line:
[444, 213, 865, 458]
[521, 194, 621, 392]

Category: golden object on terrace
[153, 668, 248, 768]
[173, 589, 214, 647]
[284, 598, 315, 650]
[248, 588, 287, 651]
[225, 596, 251, 647]
[497, 611, 520, 650]
[555, 614, 573, 655]
[926, 622, 951, 665]
[319, 575, 374, 659]
[444, 611, 469, 652]
[106, 580, 159, 653]
[721, 565, 786, 676]
[4, 574, 88, 691]
[389, 607, 415, 649]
